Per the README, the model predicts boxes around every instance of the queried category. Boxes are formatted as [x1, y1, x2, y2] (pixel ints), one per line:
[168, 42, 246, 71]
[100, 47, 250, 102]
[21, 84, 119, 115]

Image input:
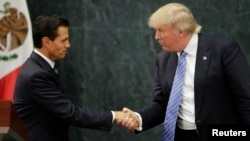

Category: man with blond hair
[119, 2, 250, 141]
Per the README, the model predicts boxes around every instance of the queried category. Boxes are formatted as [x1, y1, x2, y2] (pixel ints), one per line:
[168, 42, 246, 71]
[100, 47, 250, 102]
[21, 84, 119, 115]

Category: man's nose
[155, 31, 160, 40]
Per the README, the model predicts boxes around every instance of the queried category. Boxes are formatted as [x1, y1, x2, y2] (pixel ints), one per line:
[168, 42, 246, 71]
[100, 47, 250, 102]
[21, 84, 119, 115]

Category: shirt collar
[183, 33, 198, 57]
[177, 34, 198, 58]
[34, 48, 55, 69]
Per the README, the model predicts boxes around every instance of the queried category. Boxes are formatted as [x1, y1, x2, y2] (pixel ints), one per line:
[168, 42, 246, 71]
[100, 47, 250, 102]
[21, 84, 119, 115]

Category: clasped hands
[114, 107, 139, 131]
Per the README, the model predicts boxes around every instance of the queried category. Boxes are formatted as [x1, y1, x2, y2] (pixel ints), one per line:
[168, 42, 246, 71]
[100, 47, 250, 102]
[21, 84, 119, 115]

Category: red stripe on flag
[0, 67, 22, 101]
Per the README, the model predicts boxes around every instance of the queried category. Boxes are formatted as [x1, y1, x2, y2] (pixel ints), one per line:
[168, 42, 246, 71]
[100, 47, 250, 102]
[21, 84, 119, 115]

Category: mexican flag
[0, 0, 33, 101]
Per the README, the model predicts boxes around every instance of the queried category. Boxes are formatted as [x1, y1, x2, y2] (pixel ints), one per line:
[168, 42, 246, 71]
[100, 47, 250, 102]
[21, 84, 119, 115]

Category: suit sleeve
[138, 55, 167, 132]
[29, 71, 113, 131]
[223, 41, 250, 123]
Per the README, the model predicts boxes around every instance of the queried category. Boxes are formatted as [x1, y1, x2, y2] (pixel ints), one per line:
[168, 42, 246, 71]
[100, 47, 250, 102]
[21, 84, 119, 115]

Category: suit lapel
[194, 34, 211, 117]
[159, 51, 178, 99]
[165, 53, 178, 92]
[30, 51, 53, 73]
[30, 51, 63, 90]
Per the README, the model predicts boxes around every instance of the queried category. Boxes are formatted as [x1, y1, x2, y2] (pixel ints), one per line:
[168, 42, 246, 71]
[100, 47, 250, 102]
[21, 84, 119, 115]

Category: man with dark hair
[13, 14, 136, 141]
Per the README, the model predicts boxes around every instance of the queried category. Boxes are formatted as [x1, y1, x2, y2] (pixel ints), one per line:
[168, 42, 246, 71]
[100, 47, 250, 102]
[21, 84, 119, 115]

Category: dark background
[26, 0, 250, 141]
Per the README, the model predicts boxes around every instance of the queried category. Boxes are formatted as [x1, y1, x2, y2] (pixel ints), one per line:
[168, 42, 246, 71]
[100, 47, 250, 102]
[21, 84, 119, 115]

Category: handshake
[114, 107, 140, 131]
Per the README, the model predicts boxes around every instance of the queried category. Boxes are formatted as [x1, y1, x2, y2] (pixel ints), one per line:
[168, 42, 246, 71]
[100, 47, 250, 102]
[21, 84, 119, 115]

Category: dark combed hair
[32, 14, 70, 48]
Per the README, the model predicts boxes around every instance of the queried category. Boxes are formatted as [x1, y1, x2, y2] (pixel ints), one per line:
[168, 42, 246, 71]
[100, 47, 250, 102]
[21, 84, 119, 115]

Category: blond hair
[148, 3, 202, 33]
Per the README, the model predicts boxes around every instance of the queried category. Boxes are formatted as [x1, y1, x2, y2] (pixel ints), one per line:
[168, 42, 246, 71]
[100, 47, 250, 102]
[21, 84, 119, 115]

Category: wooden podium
[0, 100, 27, 141]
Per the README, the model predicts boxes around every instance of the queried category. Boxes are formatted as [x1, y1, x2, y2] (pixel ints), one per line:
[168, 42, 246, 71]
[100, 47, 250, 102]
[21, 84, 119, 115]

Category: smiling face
[46, 26, 70, 61]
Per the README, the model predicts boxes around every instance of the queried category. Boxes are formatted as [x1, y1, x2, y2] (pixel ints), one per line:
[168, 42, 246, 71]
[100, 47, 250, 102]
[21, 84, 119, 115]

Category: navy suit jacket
[138, 33, 250, 140]
[14, 52, 113, 141]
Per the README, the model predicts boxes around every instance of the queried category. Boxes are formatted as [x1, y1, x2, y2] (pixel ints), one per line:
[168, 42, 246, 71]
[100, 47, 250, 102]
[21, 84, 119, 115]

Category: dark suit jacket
[14, 52, 113, 141]
[138, 33, 250, 140]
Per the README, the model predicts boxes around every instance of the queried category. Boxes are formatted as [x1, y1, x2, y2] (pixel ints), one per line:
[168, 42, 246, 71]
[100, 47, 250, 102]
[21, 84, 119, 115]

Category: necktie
[52, 64, 59, 78]
[162, 51, 187, 141]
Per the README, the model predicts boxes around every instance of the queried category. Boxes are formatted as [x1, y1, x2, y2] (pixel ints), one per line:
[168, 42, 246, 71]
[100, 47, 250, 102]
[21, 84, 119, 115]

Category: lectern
[0, 100, 27, 141]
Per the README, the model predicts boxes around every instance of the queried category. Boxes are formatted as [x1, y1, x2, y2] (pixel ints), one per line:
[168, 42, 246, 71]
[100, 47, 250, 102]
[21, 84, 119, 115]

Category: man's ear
[41, 37, 51, 48]
[178, 30, 188, 37]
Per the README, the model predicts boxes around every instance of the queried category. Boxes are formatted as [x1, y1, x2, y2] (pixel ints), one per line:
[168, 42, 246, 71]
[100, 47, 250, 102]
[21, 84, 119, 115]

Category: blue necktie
[162, 51, 187, 141]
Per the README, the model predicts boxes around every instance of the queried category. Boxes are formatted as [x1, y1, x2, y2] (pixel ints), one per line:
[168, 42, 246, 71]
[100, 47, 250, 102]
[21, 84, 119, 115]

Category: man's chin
[162, 46, 169, 51]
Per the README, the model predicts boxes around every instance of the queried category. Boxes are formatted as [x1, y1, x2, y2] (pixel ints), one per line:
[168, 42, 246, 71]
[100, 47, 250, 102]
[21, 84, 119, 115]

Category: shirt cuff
[134, 112, 143, 131]
[111, 111, 115, 123]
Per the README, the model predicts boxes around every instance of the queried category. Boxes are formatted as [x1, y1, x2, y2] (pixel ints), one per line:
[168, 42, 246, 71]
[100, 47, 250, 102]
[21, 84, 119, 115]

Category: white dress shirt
[177, 33, 198, 130]
[136, 34, 198, 131]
